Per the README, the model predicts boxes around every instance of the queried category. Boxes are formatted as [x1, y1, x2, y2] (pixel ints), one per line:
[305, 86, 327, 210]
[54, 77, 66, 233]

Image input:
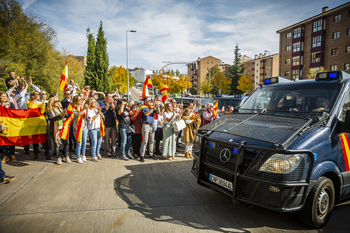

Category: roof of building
[276, 2, 350, 33]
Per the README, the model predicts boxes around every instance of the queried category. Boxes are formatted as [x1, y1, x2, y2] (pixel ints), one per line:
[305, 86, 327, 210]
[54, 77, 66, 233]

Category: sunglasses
[54, 100, 60, 102]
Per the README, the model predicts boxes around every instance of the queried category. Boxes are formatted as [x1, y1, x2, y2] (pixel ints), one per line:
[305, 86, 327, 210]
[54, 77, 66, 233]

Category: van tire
[298, 176, 335, 228]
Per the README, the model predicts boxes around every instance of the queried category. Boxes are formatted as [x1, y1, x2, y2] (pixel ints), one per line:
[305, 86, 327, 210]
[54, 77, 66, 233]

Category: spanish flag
[142, 76, 153, 101]
[100, 119, 105, 138]
[159, 83, 169, 102]
[58, 103, 74, 140]
[339, 134, 350, 171]
[59, 61, 68, 92]
[76, 109, 85, 143]
[213, 99, 218, 118]
[0, 106, 47, 146]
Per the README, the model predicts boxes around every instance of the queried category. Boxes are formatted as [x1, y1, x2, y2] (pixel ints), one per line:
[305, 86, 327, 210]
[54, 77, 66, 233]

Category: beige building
[277, 3, 350, 80]
[242, 53, 280, 90]
[187, 56, 221, 92]
[69, 55, 87, 69]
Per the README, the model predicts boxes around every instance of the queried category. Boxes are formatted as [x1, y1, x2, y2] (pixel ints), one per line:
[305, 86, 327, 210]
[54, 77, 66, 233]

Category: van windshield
[239, 82, 341, 118]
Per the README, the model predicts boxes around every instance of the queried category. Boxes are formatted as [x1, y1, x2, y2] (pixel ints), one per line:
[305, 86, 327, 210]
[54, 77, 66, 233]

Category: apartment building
[187, 56, 221, 92]
[277, 2, 350, 80]
[242, 53, 280, 90]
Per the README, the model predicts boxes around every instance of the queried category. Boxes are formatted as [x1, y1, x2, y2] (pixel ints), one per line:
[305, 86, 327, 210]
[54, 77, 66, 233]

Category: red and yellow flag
[100, 119, 105, 137]
[160, 83, 170, 102]
[59, 61, 68, 92]
[142, 76, 153, 101]
[213, 99, 218, 117]
[339, 134, 350, 171]
[0, 106, 47, 146]
[76, 110, 85, 143]
[58, 103, 74, 140]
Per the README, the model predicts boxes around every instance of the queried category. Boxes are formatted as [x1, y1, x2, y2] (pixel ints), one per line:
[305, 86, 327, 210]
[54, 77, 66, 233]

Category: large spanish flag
[76, 110, 85, 143]
[339, 134, 350, 171]
[142, 76, 153, 101]
[58, 103, 74, 140]
[59, 61, 68, 92]
[0, 106, 47, 146]
[213, 99, 218, 117]
[159, 83, 169, 102]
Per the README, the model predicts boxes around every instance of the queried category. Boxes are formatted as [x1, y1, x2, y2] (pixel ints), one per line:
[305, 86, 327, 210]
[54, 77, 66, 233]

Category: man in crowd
[39, 90, 48, 103]
[139, 96, 159, 162]
[100, 92, 117, 158]
[61, 89, 75, 152]
[202, 103, 225, 126]
[5, 71, 20, 90]
[225, 105, 234, 115]
[67, 80, 80, 96]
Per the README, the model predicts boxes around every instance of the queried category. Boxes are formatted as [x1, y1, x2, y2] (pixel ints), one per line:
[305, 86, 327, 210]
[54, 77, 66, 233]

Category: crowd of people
[0, 71, 228, 184]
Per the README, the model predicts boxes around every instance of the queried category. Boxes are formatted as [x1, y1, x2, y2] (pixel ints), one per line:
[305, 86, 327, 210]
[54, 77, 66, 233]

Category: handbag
[173, 119, 186, 132]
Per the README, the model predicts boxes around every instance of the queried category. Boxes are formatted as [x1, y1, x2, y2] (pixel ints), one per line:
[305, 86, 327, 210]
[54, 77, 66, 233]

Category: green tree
[109, 65, 135, 93]
[210, 72, 231, 94]
[94, 21, 110, 92]
[84, 28, 96, 87]
[227, 44, 245, 94]
[199, 78, 212, 97]
[237, 75, 253, 92]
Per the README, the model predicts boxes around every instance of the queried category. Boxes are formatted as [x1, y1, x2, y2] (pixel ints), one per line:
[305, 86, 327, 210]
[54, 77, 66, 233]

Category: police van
[191, 71, 350, 228]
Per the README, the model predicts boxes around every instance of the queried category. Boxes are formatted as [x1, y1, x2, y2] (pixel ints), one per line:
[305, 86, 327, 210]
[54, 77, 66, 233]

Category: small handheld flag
[159, 83, 169, 102]
[59, 61, 68, 92]
[142, 76, 153, 101]
[213, 100, 218, 118]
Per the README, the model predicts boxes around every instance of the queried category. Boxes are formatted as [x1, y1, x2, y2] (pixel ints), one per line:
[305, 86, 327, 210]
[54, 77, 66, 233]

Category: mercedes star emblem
[220, 148, 231, 163]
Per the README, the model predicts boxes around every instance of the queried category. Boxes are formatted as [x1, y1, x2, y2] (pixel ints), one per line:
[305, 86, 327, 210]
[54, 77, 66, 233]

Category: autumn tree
[199, 78, 212, 97]
[109, 65, 135, 93]
[237, 75, 253, 93]
[307, 66, 327, 79]
[227, 44, 245, 94]
[210, 72, 231, 94]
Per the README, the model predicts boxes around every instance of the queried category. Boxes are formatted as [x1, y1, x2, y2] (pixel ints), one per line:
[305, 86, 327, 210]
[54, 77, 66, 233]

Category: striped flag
[100, 119, 105, 137]
[59, 61, 68, 92]
[159, 83, 169, 102]
[339, 134, 350, 171]
[0, 106, 47, 146]
[75, 110, 85, 143]
[142, 76, 153, 100]
[213, 99, 218, 117]
[58, 103, 74, 140]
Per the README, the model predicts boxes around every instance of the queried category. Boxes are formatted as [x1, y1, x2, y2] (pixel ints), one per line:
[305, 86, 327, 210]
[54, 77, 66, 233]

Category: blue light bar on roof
[263, 76, 292, 85]
[329, 72, 338, 78]
[316, 71, 342, 81]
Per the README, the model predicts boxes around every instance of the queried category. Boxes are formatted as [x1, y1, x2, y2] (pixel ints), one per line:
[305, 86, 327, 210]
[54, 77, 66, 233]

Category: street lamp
[264, 50, 270, 78]
[126, 30, 136, 101]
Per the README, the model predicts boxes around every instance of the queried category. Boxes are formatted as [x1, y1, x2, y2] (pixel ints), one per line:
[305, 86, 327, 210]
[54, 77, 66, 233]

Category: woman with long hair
[46, 96, 68, 164]
[86, 98, 103, 161]
[26, 91, 47, 160]
[72, 95, 88, 163]
[162, 103, 181, 160]
[182, 108, 199, 159]
[0, 91, 16, 162]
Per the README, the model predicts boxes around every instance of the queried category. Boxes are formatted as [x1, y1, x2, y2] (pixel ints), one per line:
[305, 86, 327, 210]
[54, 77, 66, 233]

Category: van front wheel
[298, 177, 335, 228]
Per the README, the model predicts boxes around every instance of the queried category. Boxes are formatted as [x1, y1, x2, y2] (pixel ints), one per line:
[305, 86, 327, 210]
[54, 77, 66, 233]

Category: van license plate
[209, 174, 233, 191]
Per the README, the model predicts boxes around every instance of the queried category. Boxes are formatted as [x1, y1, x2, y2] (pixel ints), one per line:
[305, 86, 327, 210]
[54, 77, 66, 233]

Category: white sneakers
[97, 154, 102, 160]
[57, 158, 62, 165]
[66, 156, 71, 163]
[91, 156, 99, 162]
[77, 157, 83, 164]
[82, 155, 87, 162]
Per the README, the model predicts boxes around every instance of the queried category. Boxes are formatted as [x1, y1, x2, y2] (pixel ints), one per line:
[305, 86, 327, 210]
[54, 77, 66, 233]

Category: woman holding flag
[72, 95, 88, 164]
[87, 98, 103, 162]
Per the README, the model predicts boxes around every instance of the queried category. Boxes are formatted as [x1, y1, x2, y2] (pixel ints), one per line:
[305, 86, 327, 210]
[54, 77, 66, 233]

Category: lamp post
[126, 30, 136, 101]
[264, 50, 270, 78]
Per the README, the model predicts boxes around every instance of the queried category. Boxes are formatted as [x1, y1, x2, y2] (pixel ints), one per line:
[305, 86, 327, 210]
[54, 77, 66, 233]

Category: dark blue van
[192, 71, 350, 228]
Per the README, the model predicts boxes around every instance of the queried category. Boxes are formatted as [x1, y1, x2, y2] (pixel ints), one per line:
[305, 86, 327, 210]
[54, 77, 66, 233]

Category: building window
[207, 62, 209, 64]
[286, 32, 291, 38]
[334, 14, 341, 22]
[311, 52, 321, 63]
[346, 45, 350, 54]
[293, 28, 301, 38]
[292, 56, 300, 66]
[313, 20, 322, 32]
[285, 71, 290, 77]
[333, 31, 340, 39]
[312, 36, 322, 48]
[211, 62, 213, 65]
[345, 63, 350, 71]
[347, 28, 350, 35]
[331, 48, 338, 56]
[286, 45, 291, 51]
[292, 70, 299, 79]
[207, 68, 209, 70]
[330, 65, 337, 71]
[285, 58, 290, 64]
[293, 42, 300, 52]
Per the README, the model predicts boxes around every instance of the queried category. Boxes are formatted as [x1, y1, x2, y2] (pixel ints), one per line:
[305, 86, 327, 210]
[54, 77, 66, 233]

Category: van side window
[341, 92, 350, 121]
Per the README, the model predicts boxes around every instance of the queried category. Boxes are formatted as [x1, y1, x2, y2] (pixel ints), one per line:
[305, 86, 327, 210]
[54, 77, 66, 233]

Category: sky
[19, 0, 350, 73]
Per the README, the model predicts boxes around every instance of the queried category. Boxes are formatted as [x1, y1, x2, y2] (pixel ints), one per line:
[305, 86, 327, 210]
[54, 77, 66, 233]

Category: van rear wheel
[298, 177, 335, 228]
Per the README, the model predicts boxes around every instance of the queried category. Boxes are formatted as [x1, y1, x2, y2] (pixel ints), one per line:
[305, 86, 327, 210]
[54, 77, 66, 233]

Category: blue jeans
[73, 127, 88, 158]
[0, 155, 5, 181]
[120, 128, 132, 157]
[89, 128, 102, 157]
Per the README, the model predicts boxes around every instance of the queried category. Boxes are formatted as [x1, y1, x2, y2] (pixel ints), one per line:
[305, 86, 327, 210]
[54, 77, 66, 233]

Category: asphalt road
[0, 146, 349, 232]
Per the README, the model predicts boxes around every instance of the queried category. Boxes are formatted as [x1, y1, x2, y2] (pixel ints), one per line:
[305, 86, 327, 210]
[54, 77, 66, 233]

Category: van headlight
[258, 154, 304, 174]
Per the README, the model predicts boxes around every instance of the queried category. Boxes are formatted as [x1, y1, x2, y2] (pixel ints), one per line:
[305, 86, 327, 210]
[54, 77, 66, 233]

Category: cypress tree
[94, 21, 110, 93]
[227, 44, 245, 94]
[84, 28, 96, 88]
